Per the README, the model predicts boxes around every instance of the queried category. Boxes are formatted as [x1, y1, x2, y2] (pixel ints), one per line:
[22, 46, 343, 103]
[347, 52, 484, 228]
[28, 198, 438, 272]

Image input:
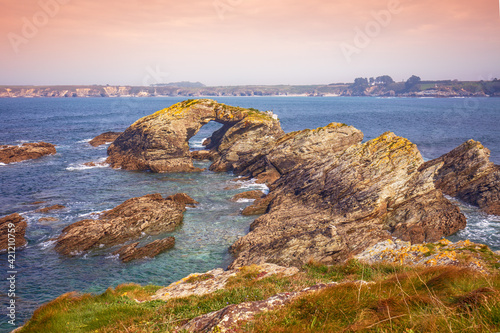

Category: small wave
[105, 253, 120, 260]
[235, 179, 269, 194]
[40, 240, 56, 250]
[189, 139, 207, 149]
[0, 162, 6, 166]
[77, 138, 92, 143]
[236, 198, 256, 203]
[78, 211, 103, 218]
[66, 158, 109, 171]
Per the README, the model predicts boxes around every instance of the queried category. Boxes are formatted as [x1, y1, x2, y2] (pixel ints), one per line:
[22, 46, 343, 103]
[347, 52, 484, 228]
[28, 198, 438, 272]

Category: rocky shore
[11, 99, 500, 332]
[102, 99, 498, 269]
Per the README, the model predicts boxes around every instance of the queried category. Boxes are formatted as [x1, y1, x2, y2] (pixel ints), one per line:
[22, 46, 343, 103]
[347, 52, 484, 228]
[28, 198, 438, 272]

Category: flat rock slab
[55, 193, 189, 256]
[151, 263, 299, 302]
[0, 142, 56, 164]
[35, 204, 65, 213]
[355, 239, 495, 273]
[177, 281, 379, 333]
[113, 237, 175, 262]
[89, 132, 122, 147]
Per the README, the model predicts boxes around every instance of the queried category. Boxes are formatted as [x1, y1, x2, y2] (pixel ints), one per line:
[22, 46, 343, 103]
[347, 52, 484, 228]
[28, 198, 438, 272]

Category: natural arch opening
[188, 121, 224, 151]
[107, 99, 284, 173]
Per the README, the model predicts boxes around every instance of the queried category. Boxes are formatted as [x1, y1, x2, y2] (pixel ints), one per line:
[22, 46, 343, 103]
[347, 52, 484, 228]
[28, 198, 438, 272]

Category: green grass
[17, 260, 500, 333]
[249, 266, 500, 332]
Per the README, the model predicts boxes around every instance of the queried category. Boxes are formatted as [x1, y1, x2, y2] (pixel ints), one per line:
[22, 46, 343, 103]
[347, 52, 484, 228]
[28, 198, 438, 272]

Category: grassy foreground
[17, 260, 500, 332]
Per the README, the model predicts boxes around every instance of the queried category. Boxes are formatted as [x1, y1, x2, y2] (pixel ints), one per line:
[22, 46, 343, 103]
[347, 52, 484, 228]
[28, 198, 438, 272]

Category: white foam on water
[105, 253, 120, 260]
[40, 240, 56, 250]
[78, 211, 103, 218]
[189, 138, 208, 149]
[236, 198, 256, 203]
[66, 158, 109, 171]
[0, 162, 6, 166]
[235, 179, 269, 194]
[77, 138, 92, 143]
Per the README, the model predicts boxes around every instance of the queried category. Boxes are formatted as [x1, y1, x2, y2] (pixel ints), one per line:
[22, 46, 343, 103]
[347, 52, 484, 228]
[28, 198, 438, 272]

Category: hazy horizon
[1, 0, 499, 86]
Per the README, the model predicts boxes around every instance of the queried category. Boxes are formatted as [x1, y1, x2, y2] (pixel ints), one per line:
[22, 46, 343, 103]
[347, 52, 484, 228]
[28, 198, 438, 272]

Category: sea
[0, 96, 499, 331]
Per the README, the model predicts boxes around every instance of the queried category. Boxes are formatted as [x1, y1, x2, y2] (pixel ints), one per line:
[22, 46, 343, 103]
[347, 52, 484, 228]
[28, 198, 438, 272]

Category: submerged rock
[166, 193, 199, 208]
[229, 132, 466, 268]
[0, 142, 56, 164]
[35, 204, 65, 213]
[107, 100, 283, 173]
[113, 237, 175, 262]
[230, 190, 264, 202]
[88, 132, 122, 147]
[0, 213, 27, 251]
[55, 194, 187, 256]
[420, 140, 500, 215]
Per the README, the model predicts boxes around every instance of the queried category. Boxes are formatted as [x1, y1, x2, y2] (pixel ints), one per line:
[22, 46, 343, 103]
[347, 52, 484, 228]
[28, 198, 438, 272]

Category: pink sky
[0, 0, 499, 85]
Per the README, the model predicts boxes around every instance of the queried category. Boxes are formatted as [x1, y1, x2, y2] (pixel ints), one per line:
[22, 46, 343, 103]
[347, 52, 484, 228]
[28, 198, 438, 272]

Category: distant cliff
[1, 79, 499, 98]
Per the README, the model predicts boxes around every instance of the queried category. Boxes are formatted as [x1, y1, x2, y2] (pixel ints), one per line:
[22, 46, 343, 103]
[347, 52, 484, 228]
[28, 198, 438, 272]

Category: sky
[0, 0, 499, 86]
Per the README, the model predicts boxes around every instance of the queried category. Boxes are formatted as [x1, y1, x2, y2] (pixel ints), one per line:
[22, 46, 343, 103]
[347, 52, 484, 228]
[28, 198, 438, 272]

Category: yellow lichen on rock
[356, 239, 497, 273]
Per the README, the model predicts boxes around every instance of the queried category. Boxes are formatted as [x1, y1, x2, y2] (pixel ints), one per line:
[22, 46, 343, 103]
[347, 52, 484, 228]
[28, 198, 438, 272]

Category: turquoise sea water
[0, 96, 499, 331]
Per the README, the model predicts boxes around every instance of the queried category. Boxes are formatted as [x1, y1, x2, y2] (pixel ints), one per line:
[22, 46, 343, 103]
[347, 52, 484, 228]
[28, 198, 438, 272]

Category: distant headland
[1, 76, 500, 98]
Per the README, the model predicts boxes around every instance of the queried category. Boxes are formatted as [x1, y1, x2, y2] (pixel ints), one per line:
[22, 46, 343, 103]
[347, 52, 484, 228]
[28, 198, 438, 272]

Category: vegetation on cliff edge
[16, 254, 500, 333]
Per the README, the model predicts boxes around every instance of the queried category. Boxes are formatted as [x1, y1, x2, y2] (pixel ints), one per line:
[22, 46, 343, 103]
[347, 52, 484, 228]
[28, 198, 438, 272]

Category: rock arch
[106, 99, 284, 173]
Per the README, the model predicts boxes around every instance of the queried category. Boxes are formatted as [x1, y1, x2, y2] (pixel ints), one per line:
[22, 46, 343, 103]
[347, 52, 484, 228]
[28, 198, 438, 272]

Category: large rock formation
[0, 142, 56, 164]
[229, 131, 466, 268]
[420, 140, 500, 215]
[55, 194, 190, 256]
[88, 132, 122, 147]
[107, 100, 283, 173]
[0, 213, 28, 251]
[235, 122, 363, 185]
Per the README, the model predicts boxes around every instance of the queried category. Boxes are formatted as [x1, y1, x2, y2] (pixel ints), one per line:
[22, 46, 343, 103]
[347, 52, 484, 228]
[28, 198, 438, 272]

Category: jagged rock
[268, 122, 364, 175]
[55, 194, 186, 256]
[229, 132, 466, 269]
[208, 111, 283, 174]
[420, 140, 500, 215]
[242, 194, 274, 216]
[0, 142, 56, 164]
[88, 132, 122, 147]
[151, 263, 299, 302]
[0, 213, 27, 251]
[166, 193, 199, 208]
[236, 122, 363, 186]
[230, 190, 264, 202]
[112, 237, 175, 262]
[107, 100, 283, 173]
[35, 204, 65, 213]
[177, 282, 339, 333]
